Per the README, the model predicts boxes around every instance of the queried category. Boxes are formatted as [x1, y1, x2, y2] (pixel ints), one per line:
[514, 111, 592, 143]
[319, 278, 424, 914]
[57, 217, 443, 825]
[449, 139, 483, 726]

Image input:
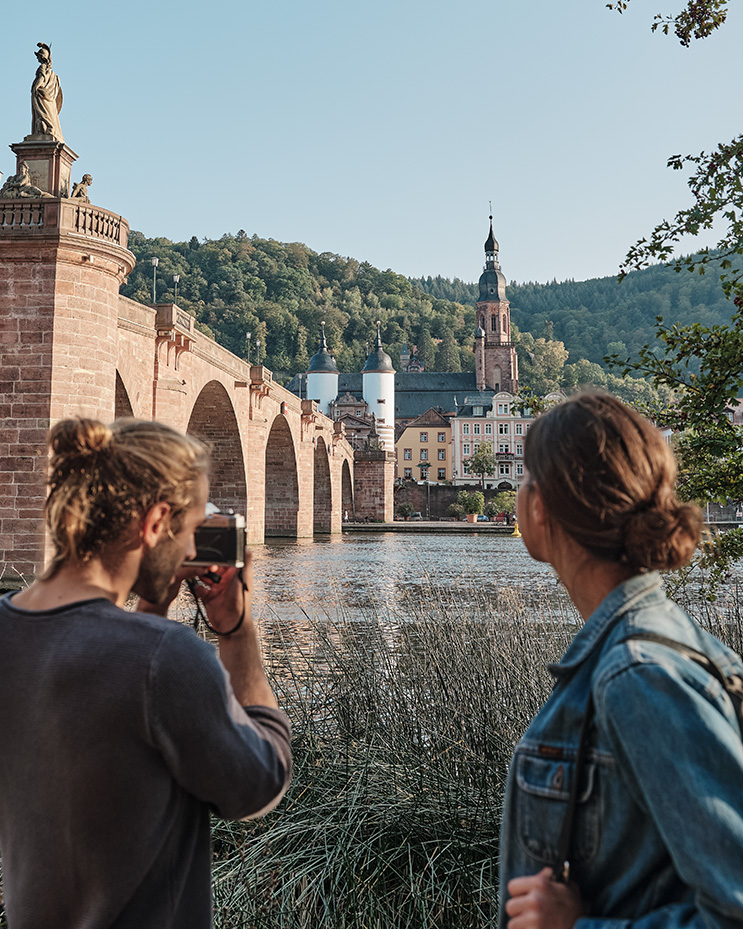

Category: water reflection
[248, 532, 561, 625]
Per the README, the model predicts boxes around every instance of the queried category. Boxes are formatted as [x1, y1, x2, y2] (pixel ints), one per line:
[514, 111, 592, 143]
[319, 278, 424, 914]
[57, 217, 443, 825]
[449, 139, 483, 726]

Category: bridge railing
[0, 198, 129, 249]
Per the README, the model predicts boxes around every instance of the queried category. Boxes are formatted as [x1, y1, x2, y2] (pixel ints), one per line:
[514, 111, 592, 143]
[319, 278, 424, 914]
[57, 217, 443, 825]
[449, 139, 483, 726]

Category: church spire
[484, 214, 500, 271]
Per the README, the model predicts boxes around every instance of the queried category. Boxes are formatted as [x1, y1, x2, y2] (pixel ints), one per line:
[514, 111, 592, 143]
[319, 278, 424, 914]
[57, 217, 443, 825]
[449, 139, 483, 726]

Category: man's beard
[132, 535, 182, 604]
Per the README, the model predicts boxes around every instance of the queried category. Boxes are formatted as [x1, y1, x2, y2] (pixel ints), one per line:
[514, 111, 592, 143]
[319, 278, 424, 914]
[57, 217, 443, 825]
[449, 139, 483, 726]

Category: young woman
[499, 393, 743, 929]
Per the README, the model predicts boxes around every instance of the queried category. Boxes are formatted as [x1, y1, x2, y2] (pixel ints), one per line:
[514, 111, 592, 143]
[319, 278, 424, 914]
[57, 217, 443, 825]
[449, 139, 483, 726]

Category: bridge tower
[0, 138, 134, 580]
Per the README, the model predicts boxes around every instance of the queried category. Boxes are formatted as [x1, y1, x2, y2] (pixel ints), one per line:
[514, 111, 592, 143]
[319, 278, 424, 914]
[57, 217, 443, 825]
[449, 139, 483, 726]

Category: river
[247, 531, 565, 625]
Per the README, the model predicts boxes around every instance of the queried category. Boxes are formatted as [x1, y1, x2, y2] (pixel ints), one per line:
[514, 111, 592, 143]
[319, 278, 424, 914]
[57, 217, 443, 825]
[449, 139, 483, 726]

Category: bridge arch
[341, 458, 354, 519]
[114, 371, 134, 419]
[187, 380, 247, 513]
[265, 414, 299, 537]
[313, 437, 332, 533]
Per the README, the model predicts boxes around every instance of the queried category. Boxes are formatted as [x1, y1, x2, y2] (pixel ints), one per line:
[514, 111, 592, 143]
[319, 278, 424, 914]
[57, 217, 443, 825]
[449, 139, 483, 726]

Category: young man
[0, 418, 292, 928]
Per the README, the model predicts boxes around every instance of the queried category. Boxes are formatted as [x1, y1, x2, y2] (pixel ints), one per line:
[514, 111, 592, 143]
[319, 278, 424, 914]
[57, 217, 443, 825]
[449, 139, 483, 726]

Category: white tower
[306, 322, 339, 416]
[362, 322, 395, 452]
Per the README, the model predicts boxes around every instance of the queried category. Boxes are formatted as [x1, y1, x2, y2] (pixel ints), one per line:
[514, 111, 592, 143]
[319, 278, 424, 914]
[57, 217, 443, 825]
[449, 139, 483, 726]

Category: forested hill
[121, 230, 736, 397]
[122, 231, 477, 381]
[411, 260, 738, 366]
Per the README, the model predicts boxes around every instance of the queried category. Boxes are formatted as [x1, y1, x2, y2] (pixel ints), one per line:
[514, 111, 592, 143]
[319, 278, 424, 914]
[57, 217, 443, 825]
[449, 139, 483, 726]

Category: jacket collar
[549, 571, 665, 679]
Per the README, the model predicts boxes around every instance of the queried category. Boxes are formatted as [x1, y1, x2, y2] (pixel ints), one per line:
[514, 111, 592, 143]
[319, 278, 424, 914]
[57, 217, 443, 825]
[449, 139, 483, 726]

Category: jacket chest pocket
[515, 750, 600, 867]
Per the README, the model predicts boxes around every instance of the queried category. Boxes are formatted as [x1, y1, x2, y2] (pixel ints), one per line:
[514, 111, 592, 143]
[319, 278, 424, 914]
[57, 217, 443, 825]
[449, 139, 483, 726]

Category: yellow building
[395, 408, 453, 483]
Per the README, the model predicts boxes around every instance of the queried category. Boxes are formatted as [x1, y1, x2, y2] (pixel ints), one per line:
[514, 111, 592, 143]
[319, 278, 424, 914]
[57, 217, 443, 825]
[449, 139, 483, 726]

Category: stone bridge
[0, 192, 393, 582]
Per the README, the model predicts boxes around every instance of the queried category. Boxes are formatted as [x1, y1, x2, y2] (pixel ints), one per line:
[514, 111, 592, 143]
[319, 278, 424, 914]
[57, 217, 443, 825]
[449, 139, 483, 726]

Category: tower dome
[362, 325, 394, 373]
[306, 322, 339, 415]
[307, 322, 338, 373]
[362, 322, 395, 451]
[478, 215, 508, 302]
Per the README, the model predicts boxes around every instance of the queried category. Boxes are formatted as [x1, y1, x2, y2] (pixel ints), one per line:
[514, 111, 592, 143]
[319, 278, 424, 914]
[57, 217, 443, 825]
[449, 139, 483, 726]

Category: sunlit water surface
[248, 532, 563, 625]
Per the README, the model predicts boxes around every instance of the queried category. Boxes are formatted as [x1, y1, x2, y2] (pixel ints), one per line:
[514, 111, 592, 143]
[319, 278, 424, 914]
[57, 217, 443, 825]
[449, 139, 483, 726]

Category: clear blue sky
[1, 1, 739, 285]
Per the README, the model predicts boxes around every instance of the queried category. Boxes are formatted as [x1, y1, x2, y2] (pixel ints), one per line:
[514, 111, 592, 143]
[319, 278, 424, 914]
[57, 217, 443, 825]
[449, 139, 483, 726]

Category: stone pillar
[0, 194, 134, 584]
[353, 447, 395, 522]
[11, 140, 78, 198]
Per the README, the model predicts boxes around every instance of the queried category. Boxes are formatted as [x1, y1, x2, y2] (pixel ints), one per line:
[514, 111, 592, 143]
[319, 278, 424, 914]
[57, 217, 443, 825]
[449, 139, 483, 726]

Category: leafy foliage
[605, 0, 743, 587]
[123, 232, 478, 383]
[462, 443, 496, 488]
[457, 490, 485, 515]
[606, 0, 729, 46]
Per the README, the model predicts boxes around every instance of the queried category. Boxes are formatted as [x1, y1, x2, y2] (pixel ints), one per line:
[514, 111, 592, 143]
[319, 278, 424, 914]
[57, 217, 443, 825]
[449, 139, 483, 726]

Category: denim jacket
[498, 572, 743, 929]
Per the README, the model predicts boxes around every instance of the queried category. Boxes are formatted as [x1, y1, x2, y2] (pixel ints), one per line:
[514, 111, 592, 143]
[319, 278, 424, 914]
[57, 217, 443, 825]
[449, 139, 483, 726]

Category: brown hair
[524, 393, 702, 571]
[43, 418, 210, 578]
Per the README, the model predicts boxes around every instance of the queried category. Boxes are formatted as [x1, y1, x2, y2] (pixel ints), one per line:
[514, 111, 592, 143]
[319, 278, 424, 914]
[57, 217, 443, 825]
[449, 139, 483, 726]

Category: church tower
[474, 216, 518, 393]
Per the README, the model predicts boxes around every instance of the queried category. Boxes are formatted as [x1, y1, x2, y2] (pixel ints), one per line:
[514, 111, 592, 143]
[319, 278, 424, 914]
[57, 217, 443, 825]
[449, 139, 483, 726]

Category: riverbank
[343, 520, 517, 534]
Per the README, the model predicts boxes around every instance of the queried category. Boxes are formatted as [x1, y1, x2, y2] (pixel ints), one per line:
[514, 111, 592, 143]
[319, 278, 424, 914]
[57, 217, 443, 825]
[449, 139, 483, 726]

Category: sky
[1, 1, 739, 286]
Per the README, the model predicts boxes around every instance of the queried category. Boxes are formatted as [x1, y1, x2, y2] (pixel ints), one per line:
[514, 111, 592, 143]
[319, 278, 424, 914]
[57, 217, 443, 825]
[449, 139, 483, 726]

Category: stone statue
[30, 43, 64, 142]
[0, 161, 51, 199]
[71, 174, 93, 203]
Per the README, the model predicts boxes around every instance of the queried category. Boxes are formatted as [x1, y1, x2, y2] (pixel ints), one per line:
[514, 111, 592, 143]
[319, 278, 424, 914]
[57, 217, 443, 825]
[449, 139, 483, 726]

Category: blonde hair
[524, 393, 702, 571]
[43, 418, 209, 578]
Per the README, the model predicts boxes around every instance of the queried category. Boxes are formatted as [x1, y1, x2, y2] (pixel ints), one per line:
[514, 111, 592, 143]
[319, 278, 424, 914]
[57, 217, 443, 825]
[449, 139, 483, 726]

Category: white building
[451, 391, 563, 490]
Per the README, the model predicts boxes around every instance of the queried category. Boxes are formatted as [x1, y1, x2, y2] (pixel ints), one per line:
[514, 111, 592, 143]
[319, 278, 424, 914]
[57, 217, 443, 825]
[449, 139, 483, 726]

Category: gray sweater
[0, 594, 292, 928]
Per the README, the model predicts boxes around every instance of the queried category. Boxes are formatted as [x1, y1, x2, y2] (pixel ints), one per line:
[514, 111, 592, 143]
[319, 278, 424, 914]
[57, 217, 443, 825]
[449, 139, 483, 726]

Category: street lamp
[418, 461, 432, 520]
[173, 274, 180, 304]
[255, 339, 261, 365]
[151, 257, 158, 305]
[245, 331, 251, 365]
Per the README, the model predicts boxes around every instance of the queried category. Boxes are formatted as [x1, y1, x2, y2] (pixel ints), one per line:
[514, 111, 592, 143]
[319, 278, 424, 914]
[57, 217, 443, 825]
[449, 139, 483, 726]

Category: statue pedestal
[10, 139, 78, 198]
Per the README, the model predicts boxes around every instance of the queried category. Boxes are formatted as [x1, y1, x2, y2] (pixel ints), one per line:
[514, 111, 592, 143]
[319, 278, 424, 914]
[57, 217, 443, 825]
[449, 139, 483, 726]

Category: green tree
[417, 328, 438, 371]
[435, 330, 462, 372]
[457, 490, 485, 515]
[463, 441, 496, 488]
[606, 0, 743, 587]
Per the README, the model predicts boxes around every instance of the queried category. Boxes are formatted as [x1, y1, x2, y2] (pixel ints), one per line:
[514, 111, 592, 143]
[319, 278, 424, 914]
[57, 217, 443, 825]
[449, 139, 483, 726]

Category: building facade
[395, 408, 452, 482]
[451, 391, 563, 490]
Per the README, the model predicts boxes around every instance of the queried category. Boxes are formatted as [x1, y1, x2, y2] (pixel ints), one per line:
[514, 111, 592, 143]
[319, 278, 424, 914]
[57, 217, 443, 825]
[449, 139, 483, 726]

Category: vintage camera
[191, 510, 247, 568]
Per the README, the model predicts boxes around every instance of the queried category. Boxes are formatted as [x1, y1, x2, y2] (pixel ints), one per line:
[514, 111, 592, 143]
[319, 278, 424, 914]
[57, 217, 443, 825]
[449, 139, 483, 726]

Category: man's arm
[136, 557, 277, 709]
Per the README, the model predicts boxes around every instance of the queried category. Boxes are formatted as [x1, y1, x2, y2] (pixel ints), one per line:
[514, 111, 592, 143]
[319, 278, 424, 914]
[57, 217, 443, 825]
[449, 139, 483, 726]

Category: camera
[190, 511, 247, 567]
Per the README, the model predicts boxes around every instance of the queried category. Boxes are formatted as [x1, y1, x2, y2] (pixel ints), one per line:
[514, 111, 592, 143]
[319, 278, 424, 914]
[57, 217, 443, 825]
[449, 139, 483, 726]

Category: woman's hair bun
[623, 498, 703, 572]
[49, 418, 113, 462]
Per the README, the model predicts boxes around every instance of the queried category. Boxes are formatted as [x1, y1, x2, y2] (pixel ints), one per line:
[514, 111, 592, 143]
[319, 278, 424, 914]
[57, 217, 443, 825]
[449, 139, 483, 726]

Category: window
[420, 449, 428, 461]
[516, 464, 523, 476]
[377, 398, 386, 404]
[499, 463, 510, 475]
[485, 423, 492, 435]
[438, 468, 446, 480]
[438, 432, 446, 442]
[499, 423, 509, 435]
[473, 406, 483, 416]
[463, 444, 470, 455]
[419, 432, 428, 442]
[463, 424, 470, 435]
[404, 448, 412, 460]
[491, 315, 497, 332]
[515, 423, 523, 435]
[516, 443, 523, 456]
[438, 449, 446, 460]
[474, 444, 480, 453]
[463, 463, 470, 474]
[356, 409, 362, 416]
[498, 403, 509, 415]
[499, 443, 509, 454]
[473, 424, 481, 435]
[404, 468, 412, 479]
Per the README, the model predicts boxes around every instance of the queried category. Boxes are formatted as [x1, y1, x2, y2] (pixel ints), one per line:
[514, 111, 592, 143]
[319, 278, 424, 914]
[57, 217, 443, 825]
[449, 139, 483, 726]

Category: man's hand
[189, 561, 250, 636]
[505, 867, 584, 929]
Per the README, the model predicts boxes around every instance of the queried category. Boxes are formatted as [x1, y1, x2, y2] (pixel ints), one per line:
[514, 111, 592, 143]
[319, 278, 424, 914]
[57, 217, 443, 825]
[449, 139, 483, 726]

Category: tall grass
[210, 586, 579, 929]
